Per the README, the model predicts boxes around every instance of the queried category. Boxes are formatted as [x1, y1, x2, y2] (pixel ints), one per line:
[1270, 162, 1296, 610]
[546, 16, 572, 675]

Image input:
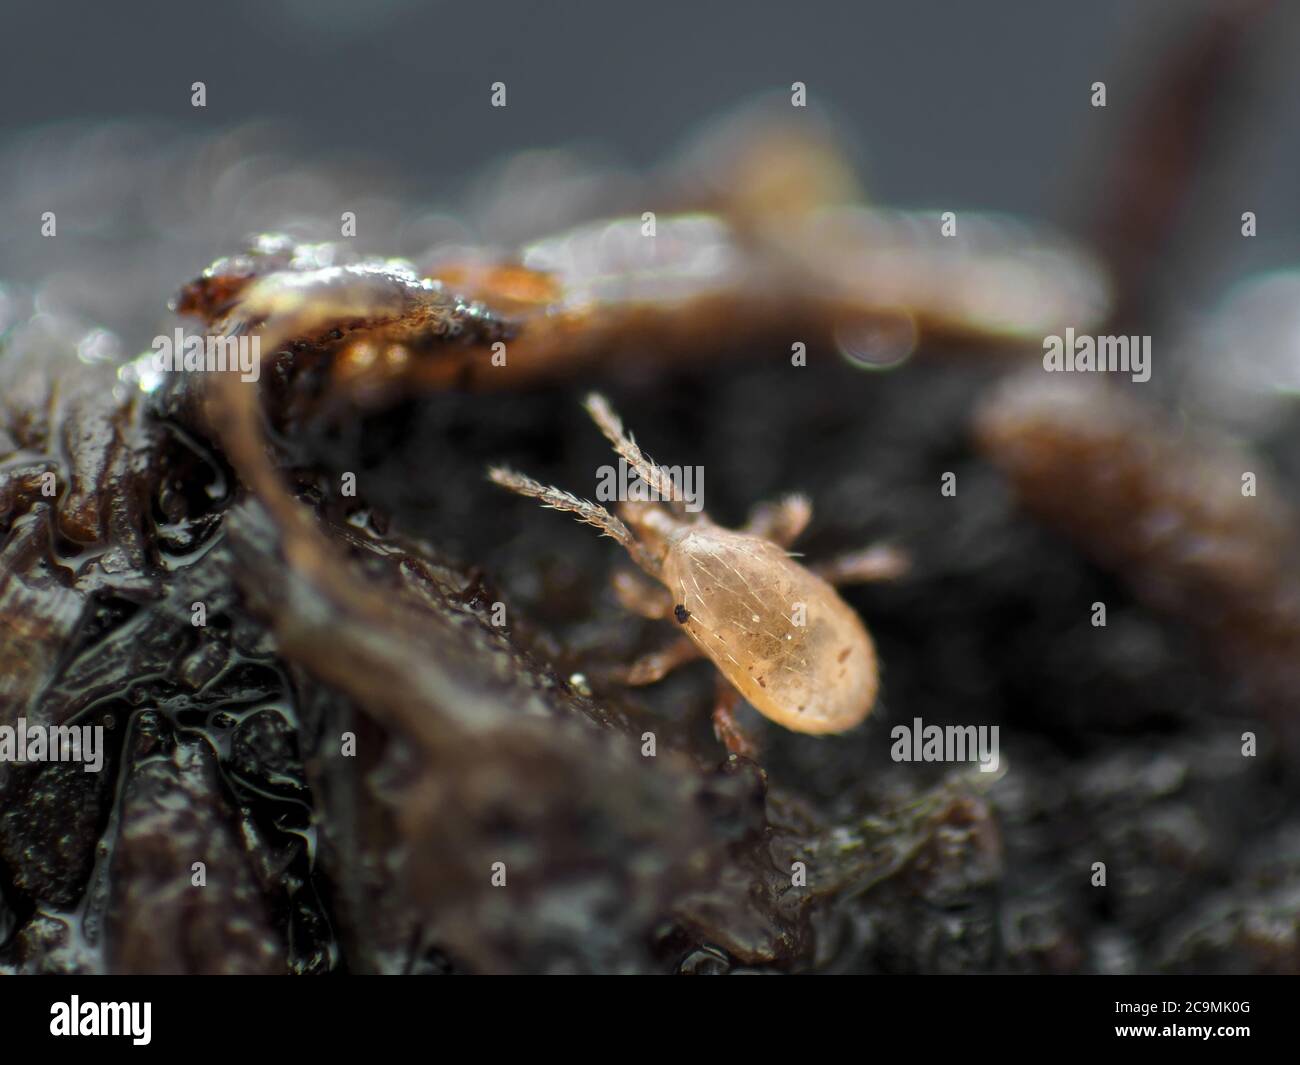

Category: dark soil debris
[1, 83, 1298, 974]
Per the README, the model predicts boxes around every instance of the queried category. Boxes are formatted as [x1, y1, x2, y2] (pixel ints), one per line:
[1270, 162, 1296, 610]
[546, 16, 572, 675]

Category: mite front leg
[712, 676, 760, 760]
[610, 636, 702, 685]
[584, 393, 687, 516]
[743, 493, 812, 548]
[813, 543, 910, 585]
[605, 570, 704, 683]
[612, 569, 676, 619]
[488, 465, 661, 579]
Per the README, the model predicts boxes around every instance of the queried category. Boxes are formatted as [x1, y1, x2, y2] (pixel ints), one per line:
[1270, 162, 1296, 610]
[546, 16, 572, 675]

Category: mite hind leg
[743, 493, 812, 548]
[712, 676, 760, 760]
[812, 543, 910, 585]
[743, 493, 909, 584]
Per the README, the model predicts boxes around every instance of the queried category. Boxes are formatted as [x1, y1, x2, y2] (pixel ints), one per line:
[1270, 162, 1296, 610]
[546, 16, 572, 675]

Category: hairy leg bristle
[582, 393, 686, 515]
[487, 465, 659, 576]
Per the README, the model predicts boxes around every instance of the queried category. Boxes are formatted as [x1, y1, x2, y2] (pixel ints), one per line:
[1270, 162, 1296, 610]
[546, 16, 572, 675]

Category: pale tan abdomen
[663, 528, 878, 734]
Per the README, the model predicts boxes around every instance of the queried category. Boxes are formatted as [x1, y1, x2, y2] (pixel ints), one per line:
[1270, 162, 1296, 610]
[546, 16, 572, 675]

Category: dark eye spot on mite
[674, 604, 690, 623]
[838, 647, 851, 663]
[757, 676, 767, 689]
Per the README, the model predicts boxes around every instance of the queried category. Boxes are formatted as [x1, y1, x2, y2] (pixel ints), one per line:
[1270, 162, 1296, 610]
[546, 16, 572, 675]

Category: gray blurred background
[2, 0, 1297, 295]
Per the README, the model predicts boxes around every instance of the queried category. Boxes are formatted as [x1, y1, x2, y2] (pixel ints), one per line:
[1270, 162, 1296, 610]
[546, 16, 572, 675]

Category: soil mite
[489, 394, 908, 757]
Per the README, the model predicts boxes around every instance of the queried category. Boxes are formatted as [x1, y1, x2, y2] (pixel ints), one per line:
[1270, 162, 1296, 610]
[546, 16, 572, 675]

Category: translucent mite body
[491, 395, 906, 755]
[663, 527, 877, 733]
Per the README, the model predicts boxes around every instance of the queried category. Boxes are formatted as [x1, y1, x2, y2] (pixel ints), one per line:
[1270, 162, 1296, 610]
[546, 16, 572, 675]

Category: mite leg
[583, 393, 687, 516]
[610, 636, 703, 686]
[712, 677, 760, 760]
[813, 543, 910, 585]
[743, 493, 812, 548]
[488, 466, 660, 578]
[605, 571, 701, 683]
[612, 569, 676, 619]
